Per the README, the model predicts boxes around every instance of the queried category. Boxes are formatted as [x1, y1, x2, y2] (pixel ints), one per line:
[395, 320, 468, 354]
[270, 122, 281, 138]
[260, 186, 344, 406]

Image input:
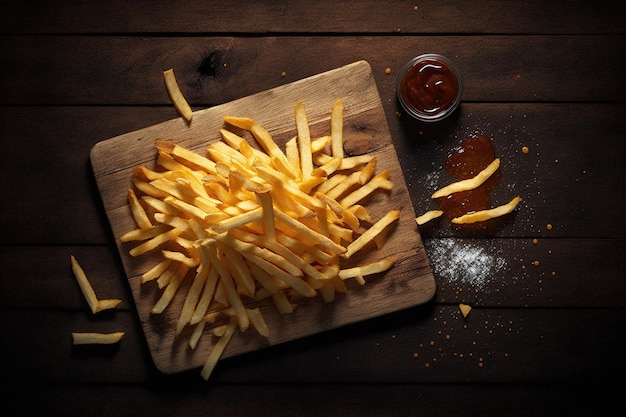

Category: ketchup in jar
[397, 54, 463, 122]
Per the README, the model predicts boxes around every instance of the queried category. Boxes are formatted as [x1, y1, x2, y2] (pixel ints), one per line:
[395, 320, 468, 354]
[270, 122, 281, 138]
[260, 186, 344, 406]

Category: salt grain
[426, 239, 507, 291]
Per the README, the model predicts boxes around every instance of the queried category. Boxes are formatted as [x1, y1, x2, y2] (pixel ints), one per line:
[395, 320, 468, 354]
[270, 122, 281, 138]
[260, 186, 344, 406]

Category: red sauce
[435, 135, 502, 231]
[446, 134, 496, 179]
[400, 58, 459, 116]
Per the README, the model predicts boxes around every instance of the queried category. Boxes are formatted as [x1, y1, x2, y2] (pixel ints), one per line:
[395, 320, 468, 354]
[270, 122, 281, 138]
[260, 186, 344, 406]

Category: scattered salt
[426, 239, 506, 291]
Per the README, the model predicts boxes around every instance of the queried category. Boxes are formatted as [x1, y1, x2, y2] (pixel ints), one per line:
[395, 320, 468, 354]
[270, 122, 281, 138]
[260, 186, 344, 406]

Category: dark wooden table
[2, 1, 625, 415]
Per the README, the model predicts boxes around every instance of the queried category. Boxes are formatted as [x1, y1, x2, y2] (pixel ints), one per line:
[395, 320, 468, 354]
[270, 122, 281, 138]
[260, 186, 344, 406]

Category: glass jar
[396, 54, 463, 122]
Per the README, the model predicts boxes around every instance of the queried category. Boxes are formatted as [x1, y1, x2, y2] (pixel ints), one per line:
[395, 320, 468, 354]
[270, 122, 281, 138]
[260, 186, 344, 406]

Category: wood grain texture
[91, 61, 435, 374]
[2, 0, 624, 35]
[3, 36, 625, 106]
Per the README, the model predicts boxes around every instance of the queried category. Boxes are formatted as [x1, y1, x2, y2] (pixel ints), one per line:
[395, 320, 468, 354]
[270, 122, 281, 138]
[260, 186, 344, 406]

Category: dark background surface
[1, 1, 625, 415]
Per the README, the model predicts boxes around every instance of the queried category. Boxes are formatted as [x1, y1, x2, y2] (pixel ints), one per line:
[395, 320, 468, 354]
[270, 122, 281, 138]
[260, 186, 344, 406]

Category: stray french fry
[459, 303, 472, 318]
[415, 210, 444, 226]
[72, 332, 125, 345]
[451, 196, 522, 224]
[163, 68, 193, 122]
[96, 299, 123, 312]
[432, 158, 501, 199]
[70, 255, 121, 314]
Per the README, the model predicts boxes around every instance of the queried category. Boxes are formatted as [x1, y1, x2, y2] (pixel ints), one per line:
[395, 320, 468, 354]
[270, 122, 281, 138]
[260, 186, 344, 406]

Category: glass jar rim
[396, 53, 463, 122]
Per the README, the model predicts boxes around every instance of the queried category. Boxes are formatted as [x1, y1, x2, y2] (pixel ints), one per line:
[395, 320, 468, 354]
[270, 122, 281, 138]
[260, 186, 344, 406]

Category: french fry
[415, 210, 444, 226]
[311, 135, 331, 153]
[247, 307, 270, 337]
[220, 243, 256, 298]
[295, 101, 313, 178]
[200, 320, 236, 380]
[255, 189, 276, 242]
[315, 172, 347, 195]
[340, 170, 393, 209]
[70, 255, 121, 314]
[129, 227, 182, 257]
[312, 154, 375, 171]
[248, 262, 285, 296]
[319, 278, 336, 303]
[142, 259, 173, 284]
[331, 98, 344, 159]
[312, 156, 341, 177]
[285, 136, 302, 177]
[151, 263, 189, 314]
[156, 259, 181, 289]
[210, 207, 263, 234]
[189, 320, 207, 350]
[451, 196, 522, 224]
[348, 204, 371, 223]
[153, 213, 193, 233]
[156, 139, 216, 174]
[325, 170, 362, 200]
[96, 299, 124, 311]
[127, 189, 152, 230]
[72, 332, 125, 345]
[208, 243, 249, 331]
[120, 224, 170, 243]
[162, 250, 199, 268]
[343, 210, 401, 258]
[339, 257, 396, 284]
[141, 195, 181, 216]
[432, 158, 501, 199]
[459, 303, 472, 318]
[163, 68, 193, 122]
[190, 261, 219, 325]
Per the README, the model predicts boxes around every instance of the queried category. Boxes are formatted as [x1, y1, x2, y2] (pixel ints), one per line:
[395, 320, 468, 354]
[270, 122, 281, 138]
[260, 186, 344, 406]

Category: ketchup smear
[436, 135, 502, 231]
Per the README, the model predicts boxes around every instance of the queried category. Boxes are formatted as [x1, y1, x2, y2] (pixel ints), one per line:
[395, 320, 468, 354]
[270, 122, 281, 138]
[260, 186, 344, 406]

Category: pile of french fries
[121, 98, 400, 380]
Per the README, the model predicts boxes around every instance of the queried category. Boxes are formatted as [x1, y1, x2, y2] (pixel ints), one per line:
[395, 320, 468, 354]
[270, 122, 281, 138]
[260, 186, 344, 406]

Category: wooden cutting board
[91, 60, 436, 375]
